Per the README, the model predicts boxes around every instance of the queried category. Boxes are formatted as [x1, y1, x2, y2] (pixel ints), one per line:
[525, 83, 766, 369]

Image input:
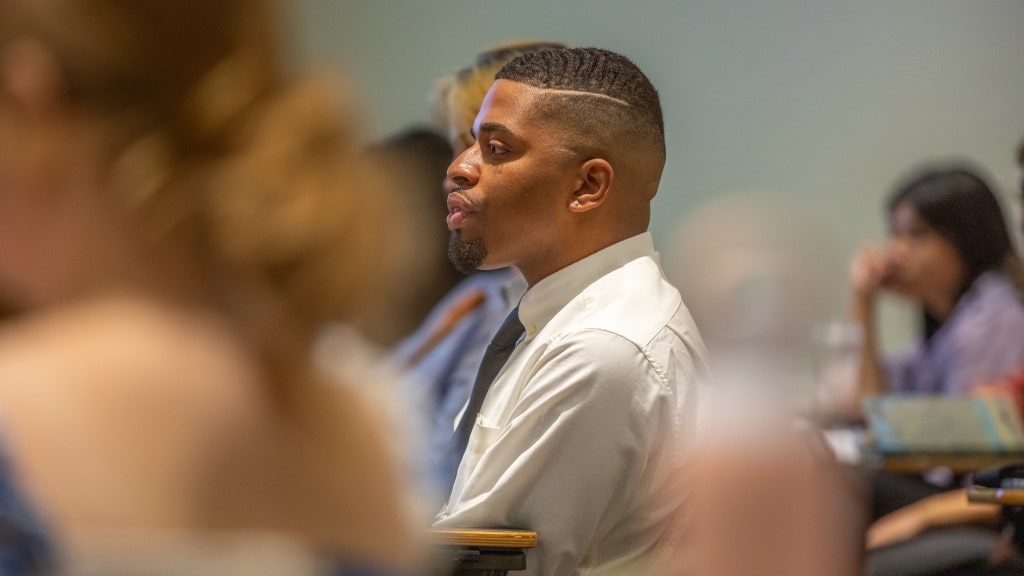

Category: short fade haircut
[495, 47, 665, 166]
[431, 40, 569, 142]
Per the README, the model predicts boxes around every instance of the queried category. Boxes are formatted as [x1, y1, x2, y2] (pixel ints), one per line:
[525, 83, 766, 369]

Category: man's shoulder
[576, 256, 693, 343]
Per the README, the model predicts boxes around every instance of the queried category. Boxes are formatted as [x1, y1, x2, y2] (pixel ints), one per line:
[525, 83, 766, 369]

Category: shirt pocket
[466, 417, 501, 461]
[449, 418, 502, 501]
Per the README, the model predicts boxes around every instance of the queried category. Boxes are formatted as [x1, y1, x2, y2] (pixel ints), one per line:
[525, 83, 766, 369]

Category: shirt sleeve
[942, 307, 1024, 394]
[884, 283, 1024, 396]
[884, 343, 922, 394]
[433, 329, 677, 576]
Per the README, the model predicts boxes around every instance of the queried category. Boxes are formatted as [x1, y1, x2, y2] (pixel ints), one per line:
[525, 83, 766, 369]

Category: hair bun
[207, 76, 432, 335]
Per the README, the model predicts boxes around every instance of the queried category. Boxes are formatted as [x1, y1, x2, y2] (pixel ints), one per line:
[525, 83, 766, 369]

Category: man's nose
[447, 145, 480, 190]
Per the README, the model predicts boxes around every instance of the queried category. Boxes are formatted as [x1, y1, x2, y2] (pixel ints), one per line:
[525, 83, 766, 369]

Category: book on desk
[860, 395, 1024, 472]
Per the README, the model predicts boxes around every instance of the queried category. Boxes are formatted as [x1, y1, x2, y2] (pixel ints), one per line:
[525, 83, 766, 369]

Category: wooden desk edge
[880, 453, 1024, 474]
[429, 528, 538, 549]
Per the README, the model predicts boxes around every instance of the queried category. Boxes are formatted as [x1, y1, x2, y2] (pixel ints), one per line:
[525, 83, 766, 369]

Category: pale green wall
[292, 0, 1024, 354]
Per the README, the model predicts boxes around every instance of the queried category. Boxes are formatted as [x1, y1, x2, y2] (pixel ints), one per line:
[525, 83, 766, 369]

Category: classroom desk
[879, 452, 1024, 474]
[816, 420, 1024, 474]
[430, 528, 538, 576]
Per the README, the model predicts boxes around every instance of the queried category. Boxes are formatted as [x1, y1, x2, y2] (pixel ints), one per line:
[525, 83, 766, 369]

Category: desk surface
[429, 529, 538, 549]
[818, 425, 1024, 473]
[878, 452, 1024, 474]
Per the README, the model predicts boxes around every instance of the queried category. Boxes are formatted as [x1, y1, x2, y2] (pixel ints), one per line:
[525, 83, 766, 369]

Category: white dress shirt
[434, 232, 713, 576]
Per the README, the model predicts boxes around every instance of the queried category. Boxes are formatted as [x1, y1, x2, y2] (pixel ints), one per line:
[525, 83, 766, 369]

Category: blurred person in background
[848, 165, 1024, 518]
[0, 300, 15, 321]
[664, 193, 866, 576]
[431, 41, 568, 154]
[367, 126, 456, 345]
[392, 40, 566, 501]
[849, 164, 1024, 403]
[665, 190, 843, 411]
[0, 0, 429, 574]
[861, 141, 1024, 576]
[673, 420, 867, 576]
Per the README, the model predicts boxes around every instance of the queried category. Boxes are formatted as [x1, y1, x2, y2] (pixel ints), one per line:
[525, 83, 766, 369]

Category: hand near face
[849, 245, 893, 301]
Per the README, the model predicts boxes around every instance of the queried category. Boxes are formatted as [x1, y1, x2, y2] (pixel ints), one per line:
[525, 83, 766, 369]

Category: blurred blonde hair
[0, 0, 427, 353]
[431, 40, 569, 149]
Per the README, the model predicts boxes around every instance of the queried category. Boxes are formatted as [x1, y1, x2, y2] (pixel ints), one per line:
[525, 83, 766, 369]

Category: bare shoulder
[0, 301, 423, 566]
[0, 297, 259, 420]
[0, 298, 266, 529]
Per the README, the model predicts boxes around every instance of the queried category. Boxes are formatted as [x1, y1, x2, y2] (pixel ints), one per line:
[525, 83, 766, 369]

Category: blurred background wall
[290, 0, 1024, 402]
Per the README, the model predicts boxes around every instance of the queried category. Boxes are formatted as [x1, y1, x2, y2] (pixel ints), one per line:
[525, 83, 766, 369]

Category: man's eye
[487, 142, 507, 155]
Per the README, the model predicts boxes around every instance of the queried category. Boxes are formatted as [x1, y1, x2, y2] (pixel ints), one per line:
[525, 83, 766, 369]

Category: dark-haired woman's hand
[849, 245, 893, 302]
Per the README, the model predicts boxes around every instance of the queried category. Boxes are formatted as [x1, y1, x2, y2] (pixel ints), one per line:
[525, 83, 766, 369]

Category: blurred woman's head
[0, 0, 279, 160]
[0, 0, 424, 343]
[884, 165, 1016, 318]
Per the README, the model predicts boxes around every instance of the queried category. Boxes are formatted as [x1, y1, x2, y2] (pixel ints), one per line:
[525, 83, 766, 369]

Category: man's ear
[569, 158, 613, 212]
[1, 38, 67, 118]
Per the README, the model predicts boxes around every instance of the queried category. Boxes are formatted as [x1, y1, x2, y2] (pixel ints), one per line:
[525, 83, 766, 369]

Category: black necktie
[440, 307, 524, 495]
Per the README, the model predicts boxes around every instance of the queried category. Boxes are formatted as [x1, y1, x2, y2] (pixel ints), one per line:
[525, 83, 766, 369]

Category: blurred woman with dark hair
[857, 147, 1024, 576]
[849, 164, 1024, 400]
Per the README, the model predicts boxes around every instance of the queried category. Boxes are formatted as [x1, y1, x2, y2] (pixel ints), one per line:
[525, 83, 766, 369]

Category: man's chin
[448, 234, 488, 275]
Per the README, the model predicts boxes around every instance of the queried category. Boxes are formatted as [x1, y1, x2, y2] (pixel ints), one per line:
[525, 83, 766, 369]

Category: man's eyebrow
[472, 122, 514, 139]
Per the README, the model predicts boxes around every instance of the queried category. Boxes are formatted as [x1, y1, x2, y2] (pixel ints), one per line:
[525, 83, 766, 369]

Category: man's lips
[446, 194, 474, 230]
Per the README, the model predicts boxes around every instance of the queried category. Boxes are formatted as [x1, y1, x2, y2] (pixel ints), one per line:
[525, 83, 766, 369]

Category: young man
[394, 42, 564, 501]
[434, 47, 712, 576]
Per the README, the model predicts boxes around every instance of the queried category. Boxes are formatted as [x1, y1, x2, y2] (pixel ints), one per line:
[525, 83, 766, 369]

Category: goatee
[448, 232, 487, 275]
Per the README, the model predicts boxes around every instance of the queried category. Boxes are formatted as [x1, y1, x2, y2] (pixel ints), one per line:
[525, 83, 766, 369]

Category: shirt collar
[517, 232, 658, 338]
